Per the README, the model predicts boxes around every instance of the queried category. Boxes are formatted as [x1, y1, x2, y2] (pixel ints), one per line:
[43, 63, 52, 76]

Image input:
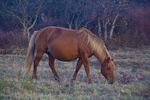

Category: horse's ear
[111, 58, 114, 61]
[106, 57, 111, 62]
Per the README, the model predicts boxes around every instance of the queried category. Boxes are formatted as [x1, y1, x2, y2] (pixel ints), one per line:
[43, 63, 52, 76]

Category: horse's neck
[92, 42, 110, 64]
[81, 30, 110, 63]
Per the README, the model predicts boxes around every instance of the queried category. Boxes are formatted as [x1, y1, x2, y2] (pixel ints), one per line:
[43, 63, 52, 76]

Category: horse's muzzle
[108, 80, 114, 84]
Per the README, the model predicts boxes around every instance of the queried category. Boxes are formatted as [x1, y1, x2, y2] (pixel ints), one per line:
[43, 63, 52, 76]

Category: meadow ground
[0, 46, 150, 100]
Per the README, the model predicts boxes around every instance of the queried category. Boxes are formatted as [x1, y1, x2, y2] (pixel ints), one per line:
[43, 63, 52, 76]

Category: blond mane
[78, 28, 111, 63]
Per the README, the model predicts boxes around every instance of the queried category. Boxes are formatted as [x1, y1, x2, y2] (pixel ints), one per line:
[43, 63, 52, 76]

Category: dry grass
[0, 46, 150, 100]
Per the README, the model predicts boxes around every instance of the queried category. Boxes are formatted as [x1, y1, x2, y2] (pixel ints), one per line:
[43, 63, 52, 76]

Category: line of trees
[0, 0, 150, 44]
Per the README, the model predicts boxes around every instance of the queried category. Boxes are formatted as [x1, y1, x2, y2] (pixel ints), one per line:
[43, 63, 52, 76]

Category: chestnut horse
[25, 26, 115, 84]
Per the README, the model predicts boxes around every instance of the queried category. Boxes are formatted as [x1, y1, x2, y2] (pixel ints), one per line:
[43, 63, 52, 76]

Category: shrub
[0, 29, 28, 49]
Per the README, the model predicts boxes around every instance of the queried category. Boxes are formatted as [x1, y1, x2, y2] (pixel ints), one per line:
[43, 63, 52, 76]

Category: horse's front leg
[72, 58, 82, 82]
[48, 54, 60, 81]
[81, 53, 92, 83]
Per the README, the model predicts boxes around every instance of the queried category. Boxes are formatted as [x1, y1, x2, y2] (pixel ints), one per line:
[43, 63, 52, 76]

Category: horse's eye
[106, 67, 111, 71]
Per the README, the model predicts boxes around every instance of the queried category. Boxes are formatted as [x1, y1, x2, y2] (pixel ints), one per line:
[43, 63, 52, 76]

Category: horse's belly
[48, 40, 79, 61]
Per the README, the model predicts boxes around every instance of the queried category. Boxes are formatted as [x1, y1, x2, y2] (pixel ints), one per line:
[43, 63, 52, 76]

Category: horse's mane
[78, 28, 110, 62]
[79, 28, 102, 44]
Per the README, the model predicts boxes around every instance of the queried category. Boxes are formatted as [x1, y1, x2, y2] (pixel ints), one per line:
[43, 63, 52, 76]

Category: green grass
[0, 47, 150, 100]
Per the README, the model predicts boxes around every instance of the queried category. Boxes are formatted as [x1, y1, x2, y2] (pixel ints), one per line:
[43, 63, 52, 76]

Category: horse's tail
[24, 31, 38, 76]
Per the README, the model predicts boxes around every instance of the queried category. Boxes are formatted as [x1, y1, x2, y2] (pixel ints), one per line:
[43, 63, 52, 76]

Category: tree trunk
[69, 24, 72, 29]
[104, 23, 107, 40]
[109, 13, 119, 39]
[23, 26, 30, 39]
[104, 19, 109, 40]
[98, 18, 102, 37]
[23, 26, 27, 37]
[27, 28, 30, 39]
[75, 14, 80, 30]
[75, 20, 78, 30]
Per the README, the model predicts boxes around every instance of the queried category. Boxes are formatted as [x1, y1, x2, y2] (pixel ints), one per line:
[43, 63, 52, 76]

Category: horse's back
[38, 27, 79, 61]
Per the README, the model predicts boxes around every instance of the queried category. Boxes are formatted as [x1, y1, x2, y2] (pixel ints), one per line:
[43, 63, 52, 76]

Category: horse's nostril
[108, 80, 114, 84]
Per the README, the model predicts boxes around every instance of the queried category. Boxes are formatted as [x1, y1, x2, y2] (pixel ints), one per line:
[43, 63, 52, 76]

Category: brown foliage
[0, 29, 28, 49]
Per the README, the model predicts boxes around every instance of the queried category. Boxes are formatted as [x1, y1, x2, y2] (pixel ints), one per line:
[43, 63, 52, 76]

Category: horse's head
[101, 57, 115, 84]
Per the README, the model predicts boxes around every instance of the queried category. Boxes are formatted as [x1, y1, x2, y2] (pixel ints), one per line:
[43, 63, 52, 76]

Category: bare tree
[64, 0, 96, 30]
[64, 0, 75, 29]
[95, 0, 129, 40]
[3, 0, 43, 39]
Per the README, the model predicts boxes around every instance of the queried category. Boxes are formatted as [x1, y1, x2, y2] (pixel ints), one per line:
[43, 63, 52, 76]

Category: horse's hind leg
[72, 58, 82, 82]
[33, 50, 44, 79]
[48, 54, 60, 81]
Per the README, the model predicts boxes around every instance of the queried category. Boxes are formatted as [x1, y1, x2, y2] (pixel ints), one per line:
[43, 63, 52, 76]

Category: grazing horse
[25, 26, 115, 84]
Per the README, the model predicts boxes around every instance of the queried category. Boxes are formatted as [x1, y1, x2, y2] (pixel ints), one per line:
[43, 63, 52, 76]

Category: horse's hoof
[56, 79, 61, 83]
[32, 76, 38, 80]
[88, 79, 92, 84]
[23, 75, 27, 79]
[71, 80, 75, 83]
[54, 76, 60, 80]
[54, 77, 61, 83]
[70, 80, 76, 86]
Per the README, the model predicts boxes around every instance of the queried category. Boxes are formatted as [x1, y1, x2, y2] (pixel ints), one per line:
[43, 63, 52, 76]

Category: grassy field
[0, 47, 150, 100]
